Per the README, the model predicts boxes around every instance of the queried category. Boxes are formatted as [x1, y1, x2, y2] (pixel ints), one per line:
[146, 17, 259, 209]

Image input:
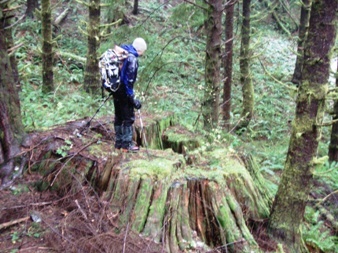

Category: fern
[303, 221, 338, 252]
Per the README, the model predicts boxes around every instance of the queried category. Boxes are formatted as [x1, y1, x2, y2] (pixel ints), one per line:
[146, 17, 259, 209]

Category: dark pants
[113, 92, 135, 149]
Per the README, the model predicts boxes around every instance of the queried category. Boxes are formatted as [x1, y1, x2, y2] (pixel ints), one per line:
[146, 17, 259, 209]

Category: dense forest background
[1, 0, 338, 252]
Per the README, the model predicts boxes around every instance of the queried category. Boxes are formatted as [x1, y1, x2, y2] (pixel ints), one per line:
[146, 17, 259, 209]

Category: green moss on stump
[104, 148, 272, 252]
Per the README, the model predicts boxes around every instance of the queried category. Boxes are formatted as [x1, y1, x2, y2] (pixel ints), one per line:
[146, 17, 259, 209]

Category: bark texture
[84, 0, 101, 95]
[237, 0, 254, 131]
[25, 0, 39, 18]
[0, 5, 25, 186]
[329, 61, 338, 162]
[4, 2, 20, 88]
[202, 0, 222, 129]
[268, 0, 337, 251]
[291, 0, 312, 85]
[26, 114, 272, 253]
[222, 0, 235, 130]
[41, 0, 54, 93]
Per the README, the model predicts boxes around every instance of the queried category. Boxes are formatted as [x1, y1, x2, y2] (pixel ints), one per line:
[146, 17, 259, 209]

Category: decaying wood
[21, 114, 273, 252]
[0, 216, 30, 230]
[54, 8, 70, 26]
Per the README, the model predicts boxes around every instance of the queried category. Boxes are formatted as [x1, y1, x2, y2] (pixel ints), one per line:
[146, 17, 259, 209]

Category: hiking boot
[114, 125, 123, 150]
[121, 145, 140, 153]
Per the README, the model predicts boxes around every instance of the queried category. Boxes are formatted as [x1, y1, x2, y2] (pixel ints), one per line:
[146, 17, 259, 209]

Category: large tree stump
[96, 148, 271, 252]
[22, 115, 273, 252]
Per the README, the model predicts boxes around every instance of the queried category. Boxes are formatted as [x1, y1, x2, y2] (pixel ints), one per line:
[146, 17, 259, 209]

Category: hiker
[112, 38, 147, 152]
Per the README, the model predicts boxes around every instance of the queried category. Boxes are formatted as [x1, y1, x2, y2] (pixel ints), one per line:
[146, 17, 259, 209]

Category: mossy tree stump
[97, 148, 272, 253]
[25, 115, 273, 252]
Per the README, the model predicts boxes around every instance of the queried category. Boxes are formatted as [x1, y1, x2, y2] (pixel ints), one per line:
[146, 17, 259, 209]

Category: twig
[316, 118, 338, 127]
[259, 58, 297, 91]
[75, 199, 88, 220]
[0, 216, 30, 230]
[316, 189, 338, 206]
[51, 140, 97, 186]
[122, 222, 130, 253]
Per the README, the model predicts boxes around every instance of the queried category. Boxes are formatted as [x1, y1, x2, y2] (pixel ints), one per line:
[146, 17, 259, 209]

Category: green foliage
[170, 1, 206, 32]
[10, 184, 30, 195]
[11, 231, 20, 244]
[56, 139, 73, 157]
[303, 208, 338, 252]
[314, 160, 338, 192]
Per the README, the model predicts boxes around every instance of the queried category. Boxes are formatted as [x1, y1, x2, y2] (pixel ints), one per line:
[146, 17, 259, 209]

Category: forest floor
[1, 115, 337, 253]
[0, 115, 171, 253]
[0, 113, 284, 253]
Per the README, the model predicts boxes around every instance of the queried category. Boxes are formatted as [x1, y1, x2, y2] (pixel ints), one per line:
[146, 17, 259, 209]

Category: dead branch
[75, 199, 88, 220]
[50, 140, 97, 186]
[54, 8, 70, 26]
[0, 216, 30, 230]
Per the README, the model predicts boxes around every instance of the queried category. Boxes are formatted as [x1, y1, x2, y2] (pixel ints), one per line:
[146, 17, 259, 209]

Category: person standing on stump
[113, 38, 147, 152]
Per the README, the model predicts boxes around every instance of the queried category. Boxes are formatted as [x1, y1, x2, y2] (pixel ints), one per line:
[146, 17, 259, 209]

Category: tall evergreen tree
[236, 0, 253, 131]
[84, 0, 101, 94]
[4, 0, 20, 88]
[0, 3, 25, 187]
[132, 0, 139, 15]
[202, 0, 223, 128]
[26, 0, 39, 18]
[291, 0, 312, 85]
[268, 0, 337, 251]
[222, 0, 236, 130]
[41, 0, 54, 93]
[328, 63, 338, 162]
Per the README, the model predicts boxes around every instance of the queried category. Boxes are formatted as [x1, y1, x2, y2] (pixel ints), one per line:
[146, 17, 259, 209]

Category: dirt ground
[0, 116, 167, 253]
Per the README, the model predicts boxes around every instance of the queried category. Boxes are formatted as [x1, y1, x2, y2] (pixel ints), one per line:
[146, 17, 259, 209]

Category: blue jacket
[120, 44, 139, 96]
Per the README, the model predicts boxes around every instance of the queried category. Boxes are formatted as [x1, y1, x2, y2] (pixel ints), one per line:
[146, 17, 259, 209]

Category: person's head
[132, 38, 147, 56]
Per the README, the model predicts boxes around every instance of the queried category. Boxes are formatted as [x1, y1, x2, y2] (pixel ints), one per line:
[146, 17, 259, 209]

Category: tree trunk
[0, 5, 25, 187]
[41, 0, 54, 93]
[329, 62, 338, 162]
[26, 0, 39, 19]
[84, 0, 101, 95]
[291, 0, 312, 86]
[4, 2, 20, 88]
[222, 0, 235, 131]
[237, 0, 254, 131]
[268, 0, 337, 251]
[202, 0, 222, 129]
[132, 0, 139, 15]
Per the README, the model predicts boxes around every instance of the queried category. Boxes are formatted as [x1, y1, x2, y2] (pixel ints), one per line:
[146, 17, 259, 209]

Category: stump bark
[23, 114, 273, 252]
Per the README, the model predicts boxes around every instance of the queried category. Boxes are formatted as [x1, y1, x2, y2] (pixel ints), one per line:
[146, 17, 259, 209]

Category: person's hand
[133, 99, 142, 109]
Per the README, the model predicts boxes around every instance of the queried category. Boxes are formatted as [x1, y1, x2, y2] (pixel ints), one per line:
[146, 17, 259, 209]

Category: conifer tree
[202, 0, 223, 128]
[0, 3, 25, 187]
[41, 0, 54, 93]
[26, 0, 39, 18]
[222, 0, 236, 130]
[268, 0, 337, 251]
[291, 0, 312, 85]
[328, 63, 338, 162]
[236, 0, 253, 131]
[84, 0, 101, 94]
